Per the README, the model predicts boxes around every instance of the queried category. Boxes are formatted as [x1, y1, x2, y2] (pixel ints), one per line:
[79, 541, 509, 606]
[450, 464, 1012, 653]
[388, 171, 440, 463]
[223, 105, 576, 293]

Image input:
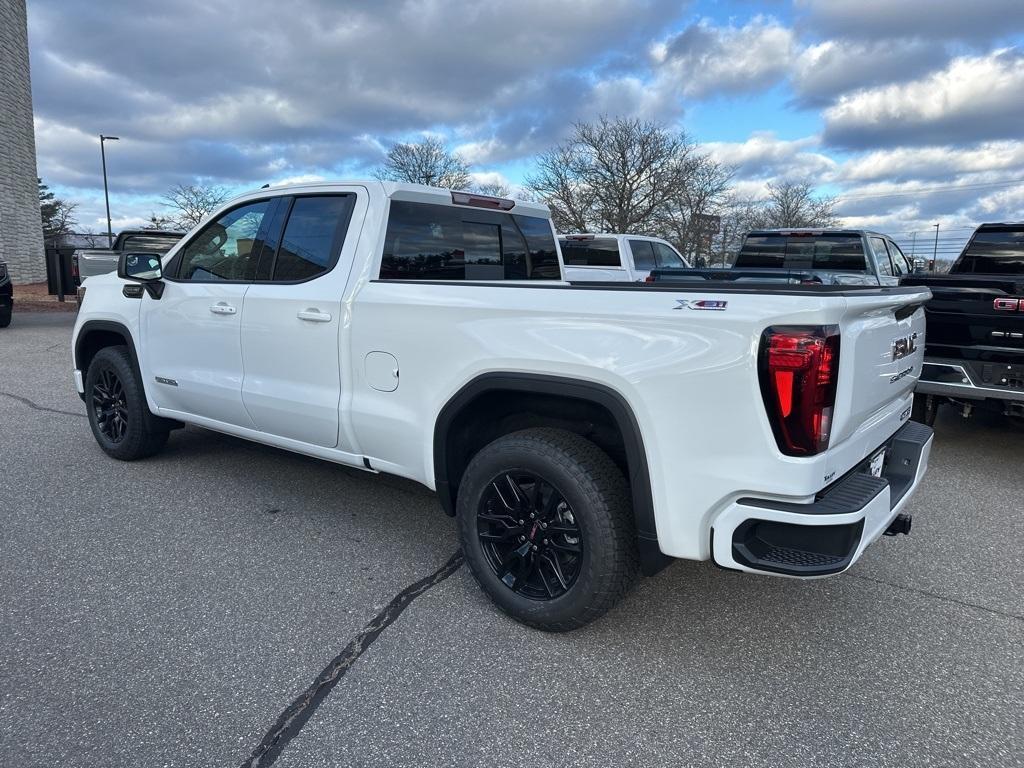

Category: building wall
[0, 0, 46, 284]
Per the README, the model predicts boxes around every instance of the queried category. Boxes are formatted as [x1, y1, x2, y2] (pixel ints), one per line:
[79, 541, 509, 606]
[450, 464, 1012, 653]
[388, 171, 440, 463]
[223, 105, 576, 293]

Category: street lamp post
[100, 135, 119, 247]
[932, 222, 940, 271]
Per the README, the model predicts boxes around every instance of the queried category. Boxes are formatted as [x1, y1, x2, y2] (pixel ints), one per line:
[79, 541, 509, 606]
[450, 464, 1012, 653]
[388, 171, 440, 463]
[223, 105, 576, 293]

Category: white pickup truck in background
[74, 229, 185, 283]
[72, 181, 933, 630]
[559, 233, 690, 282]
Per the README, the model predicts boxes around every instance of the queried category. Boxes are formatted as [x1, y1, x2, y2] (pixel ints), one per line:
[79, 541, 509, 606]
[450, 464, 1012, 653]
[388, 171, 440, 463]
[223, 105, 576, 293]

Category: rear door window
[379, 201, 560, 281]
[270, 195, 355, 282]
[559, 238, 621, 267]
[954, 229, 1024, 274]
[628, 240, 656, 271]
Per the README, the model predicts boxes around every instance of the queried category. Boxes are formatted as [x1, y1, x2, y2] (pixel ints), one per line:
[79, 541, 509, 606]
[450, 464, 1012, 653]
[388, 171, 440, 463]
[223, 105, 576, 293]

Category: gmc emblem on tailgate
[993, 298, 1024, 311]
[892, 332, 918, 361]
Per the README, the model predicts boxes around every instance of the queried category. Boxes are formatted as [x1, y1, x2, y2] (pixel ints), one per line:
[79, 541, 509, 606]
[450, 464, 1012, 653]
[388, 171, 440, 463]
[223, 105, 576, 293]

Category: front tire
[0, 308, 11, 328]
[456, 428, 638, 631]
[85, 346, 169, 460]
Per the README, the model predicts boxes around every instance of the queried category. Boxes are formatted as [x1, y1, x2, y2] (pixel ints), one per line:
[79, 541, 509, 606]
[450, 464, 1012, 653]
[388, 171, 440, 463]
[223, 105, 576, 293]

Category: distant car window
[869, 237, 894, 276]
[735, 235, 787, 268]
[271, 195, 354, 282]
[790, 235, 868, 271]
[738, 234, 866, 271]
[121, 234, 182, 254]
[559, 238, 621, 268]
[629, 240, 657, 271]
[379, 201, 560, 281]
[653, 242, 686, 268]
[176, 200, 269, 282]
[954, 229, 1024, 274]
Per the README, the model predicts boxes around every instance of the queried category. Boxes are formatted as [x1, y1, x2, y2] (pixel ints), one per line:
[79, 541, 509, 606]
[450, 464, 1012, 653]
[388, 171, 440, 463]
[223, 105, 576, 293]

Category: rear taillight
[759, 326, 840, 456]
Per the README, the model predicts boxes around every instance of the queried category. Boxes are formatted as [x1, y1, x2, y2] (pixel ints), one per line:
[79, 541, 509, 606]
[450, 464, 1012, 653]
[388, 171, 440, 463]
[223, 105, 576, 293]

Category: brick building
[0, 0, 46, 283]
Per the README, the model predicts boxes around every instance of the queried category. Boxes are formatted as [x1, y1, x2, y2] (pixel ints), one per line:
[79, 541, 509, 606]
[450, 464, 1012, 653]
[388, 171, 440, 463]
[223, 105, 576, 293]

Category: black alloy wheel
[92, 368, 128, 442]
[477, 471, 583, 600]
[84, 345, 170, 460]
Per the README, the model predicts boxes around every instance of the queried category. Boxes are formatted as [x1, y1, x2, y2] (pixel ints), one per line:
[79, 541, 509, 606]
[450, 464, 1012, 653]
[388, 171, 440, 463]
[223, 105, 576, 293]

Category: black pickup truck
[901, 223, 1024, 424]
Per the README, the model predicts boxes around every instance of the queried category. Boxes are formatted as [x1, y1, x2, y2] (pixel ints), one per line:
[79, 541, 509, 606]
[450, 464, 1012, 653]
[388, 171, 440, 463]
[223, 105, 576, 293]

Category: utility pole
[932, 222, 940, 271]
[100, 135, 119, 247]
[910, 231, 916, 257]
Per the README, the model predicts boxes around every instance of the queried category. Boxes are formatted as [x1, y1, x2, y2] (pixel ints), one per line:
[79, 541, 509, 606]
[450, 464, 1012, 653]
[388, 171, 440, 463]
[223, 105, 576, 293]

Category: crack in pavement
[0, 391, 87, 418]
[850, 573, 1023, 622]
[240, 550, 465, 768]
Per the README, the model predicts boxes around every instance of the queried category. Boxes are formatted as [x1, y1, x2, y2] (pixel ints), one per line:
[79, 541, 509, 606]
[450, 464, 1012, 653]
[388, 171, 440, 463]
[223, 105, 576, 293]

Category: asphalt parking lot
[1, 311, 1022, 768]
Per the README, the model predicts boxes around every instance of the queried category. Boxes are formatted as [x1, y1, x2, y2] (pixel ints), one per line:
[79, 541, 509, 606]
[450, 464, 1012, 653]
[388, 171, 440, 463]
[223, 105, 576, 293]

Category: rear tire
[85, 346, 169, 460]
[0, 308, 11, 328]
[456, 428, 638, 632]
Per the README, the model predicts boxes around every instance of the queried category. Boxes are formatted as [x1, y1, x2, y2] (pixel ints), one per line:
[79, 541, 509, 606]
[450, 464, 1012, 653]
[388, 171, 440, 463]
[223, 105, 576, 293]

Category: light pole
[932, 222, 940, 271]
[100, 135, 119, 247]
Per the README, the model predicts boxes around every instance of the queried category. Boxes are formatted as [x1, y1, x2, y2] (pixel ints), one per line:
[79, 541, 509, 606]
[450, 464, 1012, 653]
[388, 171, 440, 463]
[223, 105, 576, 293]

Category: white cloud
[823, 50, 1024, 148]
[704, 132, 837, 181]
[792, 39, 947, 106]
[796, 0, 1024, 41]
[652, 17, 794, 99]
[839, 142, 1024, 182]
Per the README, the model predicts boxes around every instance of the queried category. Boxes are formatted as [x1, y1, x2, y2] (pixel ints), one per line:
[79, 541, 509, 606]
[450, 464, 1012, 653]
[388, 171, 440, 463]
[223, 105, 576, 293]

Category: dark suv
[0, 259, 12, 328]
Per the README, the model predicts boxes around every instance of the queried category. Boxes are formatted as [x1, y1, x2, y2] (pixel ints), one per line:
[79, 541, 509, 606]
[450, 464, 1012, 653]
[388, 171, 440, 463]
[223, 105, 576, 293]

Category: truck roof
[117, 229, 186, 237]
[238, 180, 551, 218]
[746, 228, 891, 238]
[559, 233, 669, 241]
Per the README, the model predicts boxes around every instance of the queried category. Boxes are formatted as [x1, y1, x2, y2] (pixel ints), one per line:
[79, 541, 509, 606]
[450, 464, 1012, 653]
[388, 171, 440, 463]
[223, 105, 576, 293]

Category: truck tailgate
[830, 289, 930, 447]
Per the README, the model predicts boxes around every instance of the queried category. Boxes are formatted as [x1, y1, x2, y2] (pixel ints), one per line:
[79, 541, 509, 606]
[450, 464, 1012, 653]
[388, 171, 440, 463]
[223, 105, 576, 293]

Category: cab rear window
[559, 238, 621, 267]
[736, 234, 866, 271]
[380, 201, 560, 281]
[953, 229, 1024, 274]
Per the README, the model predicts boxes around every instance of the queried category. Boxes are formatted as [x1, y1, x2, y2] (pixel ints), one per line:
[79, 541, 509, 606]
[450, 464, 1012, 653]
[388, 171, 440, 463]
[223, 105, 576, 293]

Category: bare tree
[375, 137, 471, 189]
[657, 156, 735, 263]
[473, 181, 512, 198]
[747, 181, 839, 229]
[161, 184, 229, 229]
[144, 212, 175, 230]
[526, 117, 710, 235]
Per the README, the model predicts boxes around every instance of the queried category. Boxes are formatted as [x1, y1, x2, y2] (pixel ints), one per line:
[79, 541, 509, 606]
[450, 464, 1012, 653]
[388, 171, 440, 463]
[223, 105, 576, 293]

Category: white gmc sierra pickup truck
[72, 181, 934, 630]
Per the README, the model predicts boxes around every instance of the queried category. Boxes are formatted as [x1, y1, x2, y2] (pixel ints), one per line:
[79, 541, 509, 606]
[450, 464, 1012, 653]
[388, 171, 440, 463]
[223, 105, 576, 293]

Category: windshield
[121, 234, 183, 254]
[952, 229, 1024, 274]
[736, 234, 867, 271]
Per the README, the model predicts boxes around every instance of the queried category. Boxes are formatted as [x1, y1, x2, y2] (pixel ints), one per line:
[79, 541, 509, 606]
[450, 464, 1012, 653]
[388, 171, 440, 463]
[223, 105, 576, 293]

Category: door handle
[209, 302, 236, 315]
[297, 309, 332, 323]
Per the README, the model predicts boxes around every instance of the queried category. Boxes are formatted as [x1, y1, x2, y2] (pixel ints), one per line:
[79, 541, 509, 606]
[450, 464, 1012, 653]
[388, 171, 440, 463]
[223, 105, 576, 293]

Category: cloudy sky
[27, 0, 1024, 251]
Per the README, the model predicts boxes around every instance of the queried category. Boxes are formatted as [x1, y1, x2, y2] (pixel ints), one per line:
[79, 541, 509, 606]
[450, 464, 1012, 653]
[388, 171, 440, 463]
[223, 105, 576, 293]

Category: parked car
[559, 233, 690, 282]
[72, 181, 933, 630]
[902, 222, 1024, 424]
[73, 229, 185, 283]
[0, 259, 12, 328]
[656, 229, 914, 286]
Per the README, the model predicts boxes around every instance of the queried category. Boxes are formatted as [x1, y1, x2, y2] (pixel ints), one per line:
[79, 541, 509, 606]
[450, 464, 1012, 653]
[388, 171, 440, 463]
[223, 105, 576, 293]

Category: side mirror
[913, 259, 927, 274]
[118, 252, 163, 282]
